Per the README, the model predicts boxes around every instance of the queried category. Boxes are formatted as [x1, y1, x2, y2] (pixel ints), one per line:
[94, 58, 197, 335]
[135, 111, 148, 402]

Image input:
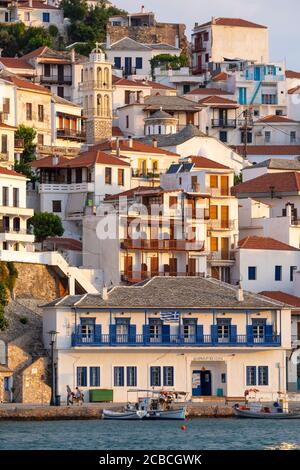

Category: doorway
[192, 370, 212, 397]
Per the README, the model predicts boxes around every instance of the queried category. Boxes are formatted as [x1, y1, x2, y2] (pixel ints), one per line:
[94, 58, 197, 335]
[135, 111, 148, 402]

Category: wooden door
[221, 238, 229, 260]
[297, 322, 300, 340]
[151, 257, 159, 276]
[187, 258, 196, 276]
[58, 115, 63, 129]
[169, 258, 178, 276]
[124, 255, 133, 279]
[211, 267, 220, 279]
[210, 237, 218, 252]
[221, 206, 229, 229]
[220, 176, 229, 196]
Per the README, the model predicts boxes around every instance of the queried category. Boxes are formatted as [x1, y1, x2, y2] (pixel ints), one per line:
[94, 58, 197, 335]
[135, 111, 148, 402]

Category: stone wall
[21, 357, 51, 405]
[107, 23, 188, 56]
[13, 263, 67, 301]
[86, 118, 113, 144]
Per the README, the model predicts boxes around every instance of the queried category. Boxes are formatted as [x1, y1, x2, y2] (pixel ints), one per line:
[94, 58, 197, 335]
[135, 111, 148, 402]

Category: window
[37, 134, 44, 145]
[43, 12, 50, 22]
[125, 90, 131, 105]
[290, 131, 297, 144]
[183, 84, 191, 94]
[126, 115, 129, 129]
[81, 318, 95, 343]
[217, 318, 231, 343]
[252, 319, 265, 343]
[163, 367, 174, 387]
[2, 187, 9, 206]
[13, 188, 19, 208]
[209, 205, 218, 220]
[149, 319, 162, 343]
[210, 175, 218, 188]
[75, 168, 82, 183]
[57, 87, 64, 98]
[183, 318, 196, 343]
[290, 266, 297, 282]
[221, 373, 226, 384]
[114, 366, 124, 386]
[253, 109, 260, 117]
[241, 131, 252, 144]
[52, 200, 62, 213]
[204, 31, 209, 41]
[26, 103, 32, 120]
[3, 98, 10, 114]
[262, 94, 277, 105]
[1, 135, 8, 154]
[126, 367, 137, 387]
[105, 167, 112, 185]
[44, 64, 51, 77]
[275, 265, 282, 281]
[248, 266, 257, 280]
[38, 105, 44, 122]
[219, 131, 227, 143]
[114, 57, 121, 69]
[169, 196, 178, 208]
[276, 109, 283, 116]
[205, 53, 209, 63]
[258, 366, 269, 386]
[246, 366, 256, 386]
[90, 367, 100, 387]
[136, 57, 143, 69]
[239, 87, 247, 105]
[77, 367, 87, 387]
[210, 237, 218, 252]
[24, 12, 30, 21]
[265, 131, 271, 143]
[150, 366, 161, 387]
[2, 242, 8, 250]
[118, 168, 124, 186]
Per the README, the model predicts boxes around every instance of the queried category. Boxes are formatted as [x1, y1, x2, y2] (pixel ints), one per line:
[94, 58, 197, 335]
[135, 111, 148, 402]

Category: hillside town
[1, 2, 300, 410]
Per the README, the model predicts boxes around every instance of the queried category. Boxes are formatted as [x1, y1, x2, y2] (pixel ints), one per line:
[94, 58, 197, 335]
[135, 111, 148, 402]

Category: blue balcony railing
[71, 329, 281, 348]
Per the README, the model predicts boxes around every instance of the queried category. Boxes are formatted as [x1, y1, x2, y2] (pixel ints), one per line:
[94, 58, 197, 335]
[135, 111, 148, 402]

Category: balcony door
[125, 57, 132, 77]
[150, 256, 159, 277]
[58, 65, 64, 82]
[115, 318, 129, 343]
[220, 176, 229, 196]
[149, 319, 162, 343]
[187, 258, 196, 276]
[183, 319, 196, 343]
[80, 318, 95, 343]
[124, 255, 133, 280]
[219, 109, 227, 127]
[221, 238, 229, 260]
[252, 319, 266, 344]
[221, 206, 229, 229]
[169, 257, 177, 276]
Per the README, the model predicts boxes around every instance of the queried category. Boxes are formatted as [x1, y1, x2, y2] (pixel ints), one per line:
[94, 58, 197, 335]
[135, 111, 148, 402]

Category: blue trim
[90, 367, 100, 387]
[246, 366, 256, 386]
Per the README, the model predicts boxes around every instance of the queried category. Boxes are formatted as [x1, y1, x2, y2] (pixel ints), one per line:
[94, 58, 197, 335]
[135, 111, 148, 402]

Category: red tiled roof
[0, 123, 17, 130]
[112, 126, 124, 137]
[104, 186, 152, 201]
[286, 70, 300, 79]
[112, 75, 149, 87]
[32, 151, 130, 169]
[17, 1, 59, 9]
[288, 86, 300, 95]
[197, 17, 267, 29]
[31, 155, 70, 168]
[212, 72, 229, 82]
[187, 156, 231, 170]
[238, 236, 299, 251]
[187, 87, 233, 96]
[5, 75, 50, 94]
[233, 145, 300, 156]
[134, 80, 176, 91]
[256, 115, 297, 124]
[259, 291, 300, 307]
[45, 237, 82, 251]
[198, 95, 238, 107]
[21, 46, 48, 60]
[232, 172, 300, 195]
[0, 167, 25, 178]
[0, 58, 34, 70]
[95, 140, 179, 157]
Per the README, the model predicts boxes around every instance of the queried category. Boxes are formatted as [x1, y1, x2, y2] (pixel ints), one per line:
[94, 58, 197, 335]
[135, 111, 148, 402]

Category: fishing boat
[233, 401, 300, 419]
[103, 390, 188, 420]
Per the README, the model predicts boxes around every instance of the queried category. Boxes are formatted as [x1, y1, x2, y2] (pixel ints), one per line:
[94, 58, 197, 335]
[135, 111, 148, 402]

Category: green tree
[14, 125, 37, 180]
[234, 173, 243, 186]
[30, 212, 64, 242]
[150, 54, 189, 76]
[0, 23, 53, 57]
[48, 24, 59, 38]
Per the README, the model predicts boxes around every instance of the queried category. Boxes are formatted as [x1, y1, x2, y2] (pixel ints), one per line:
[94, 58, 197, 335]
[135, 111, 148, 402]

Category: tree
[30, 212, 64, 242]
[14, 125, 37, 180]
[150, 54, 189, 77]
[0, 23, 53, 57]
[234, 173, 243, 186]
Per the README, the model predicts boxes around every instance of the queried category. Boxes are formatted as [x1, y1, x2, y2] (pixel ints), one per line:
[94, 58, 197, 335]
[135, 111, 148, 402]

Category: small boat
[233, 404, 300, 419]
[103, 409, 147, 420]
[144, 407, 186, 420]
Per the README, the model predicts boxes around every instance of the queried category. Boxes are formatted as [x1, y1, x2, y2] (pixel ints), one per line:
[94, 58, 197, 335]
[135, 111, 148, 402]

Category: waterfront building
[42, 277, 291, 403]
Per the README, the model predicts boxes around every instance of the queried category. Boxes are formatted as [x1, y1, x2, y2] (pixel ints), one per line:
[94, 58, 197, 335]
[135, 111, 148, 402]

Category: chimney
[29, 0, 32, 7]
[102, 285, 108, 301]
[236, 282, 244, 302]
[195, 22, 199, 28]
[70, 48, 75, 63]
[141, 5, 145, 13]
[286, 202, 293, 219]
[52, 154, 59, 166]
[128, 136, 133, 148]
[152, 138, 158, 148]
[233, 234, 239, 249]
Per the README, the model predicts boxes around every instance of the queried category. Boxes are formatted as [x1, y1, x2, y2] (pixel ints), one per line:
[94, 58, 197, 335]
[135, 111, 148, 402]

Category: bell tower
[82, 43, 113, 144]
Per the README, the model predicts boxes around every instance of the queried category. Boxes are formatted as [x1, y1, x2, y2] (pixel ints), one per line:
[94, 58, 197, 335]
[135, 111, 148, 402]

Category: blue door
[192, 370, 202, 396]
[254, 66, 261, 81]
[125, 57, 132, 77]
[201, 370, 212, 396]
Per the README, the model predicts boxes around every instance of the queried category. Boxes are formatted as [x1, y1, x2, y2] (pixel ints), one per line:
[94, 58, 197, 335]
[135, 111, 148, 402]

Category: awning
[66, 192, 86, 217]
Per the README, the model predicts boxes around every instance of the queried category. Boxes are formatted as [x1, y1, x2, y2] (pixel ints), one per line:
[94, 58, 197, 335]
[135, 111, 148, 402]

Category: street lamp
[48, 330, 58, 406]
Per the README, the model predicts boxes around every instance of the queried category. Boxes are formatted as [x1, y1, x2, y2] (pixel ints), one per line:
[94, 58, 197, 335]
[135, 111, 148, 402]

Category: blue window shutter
[163, 367, 167, 386]
[265, 367, 269, 385]
[150, 367, 153, 386]
[83, 367, 87, 387]
[114, 367, 117, 386]
[129, 324, 136, 344]
[211, 325, 217, 343]
[196, 325, 204, 343]
[162, 325, 170, 343]
[265, 325, 273, 342]
[77, 368, 80, 386]
[246, 366, 256, 386]
[109, 324, 116, 344]
[143, 324, 149, 344]
[120, 367, 124, 386]
[158, 367, 161, 386]
[136, 57, 143, 69]
[114, 57, 121, 69]
[133, 367, 137, 386]
[95, 324, 101, 343]
[239, 88, 243, 105]
[247, 325, 254, 344]
[230, 325, 237, 343]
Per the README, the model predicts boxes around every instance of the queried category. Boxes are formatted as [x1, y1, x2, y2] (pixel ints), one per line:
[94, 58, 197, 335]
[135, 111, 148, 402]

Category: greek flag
[160, 311, 180, 323]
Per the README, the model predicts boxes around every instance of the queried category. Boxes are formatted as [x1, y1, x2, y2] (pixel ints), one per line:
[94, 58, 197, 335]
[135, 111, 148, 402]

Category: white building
[192, 17, 269, 75]
[0, 167, 34, 252]
[51, 95, 85, 153]
[252, 115, 300, 146]
[106, 37, 181, 80]
[153, 66, 204, 96]
[42, 277, 291, 403]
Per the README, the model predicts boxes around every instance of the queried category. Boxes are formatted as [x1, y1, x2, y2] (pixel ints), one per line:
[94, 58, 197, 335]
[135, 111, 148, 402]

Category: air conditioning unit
[255, 131, 263, 137]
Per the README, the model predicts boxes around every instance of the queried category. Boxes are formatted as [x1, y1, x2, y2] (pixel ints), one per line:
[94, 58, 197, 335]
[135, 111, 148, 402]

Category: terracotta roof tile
[5, 75, 50, 94]
[286, 70, 300, 79]
[288, 86, 300, 95]
[0, 58, 34, 69]
[259, 291, 300, 307]
[187, 156, 231, 169]
[233, 145, 300, 156]
[197, 17, 267, 29]
[104, 186, 152, 201]
[256, 115, 297, 124]
[232, 172, 300, 195]
[32, 151, 130, 169]
[212, 72, 229, 82]
[95, 139, 179, 157]
[0, 167, 25, 178]
[112, 126, 124, 137]
[238, 236, 299, 251]
[187, 87, 233, 96]
[198, 95, 238, 107]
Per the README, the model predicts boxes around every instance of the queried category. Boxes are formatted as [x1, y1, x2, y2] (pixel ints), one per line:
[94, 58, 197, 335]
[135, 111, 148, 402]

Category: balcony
[40, 75, 72, 85]
[72, 328, 281, 348]
[121, 271, 206, 283]
[57, 128, 86, 141]
[131, 169, 160, 180]
[207, 220, 236, 230]
[211, 119, 237, 128]
[39, 182, 94, 193]
[208, 251, 236, 262]
[205, 187, 230, 197]
[121, 239, 205, 251]
[192, 43, 206, 53]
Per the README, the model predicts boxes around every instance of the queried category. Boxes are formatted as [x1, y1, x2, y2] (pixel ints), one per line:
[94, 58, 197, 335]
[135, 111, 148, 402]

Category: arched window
[97, 67, 102, 88]
[89, 95, 93, 115]
[13, 218, 20, 232]
[104, 68, 110, 88]
[104, 95, 110, 117]
[89, 67, 93, 82]
[97, 94, 102, 116]
[13, 243, 19, 252]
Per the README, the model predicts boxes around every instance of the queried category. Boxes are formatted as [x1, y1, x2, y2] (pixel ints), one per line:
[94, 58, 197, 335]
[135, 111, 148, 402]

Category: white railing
[40, 182, 94, 193]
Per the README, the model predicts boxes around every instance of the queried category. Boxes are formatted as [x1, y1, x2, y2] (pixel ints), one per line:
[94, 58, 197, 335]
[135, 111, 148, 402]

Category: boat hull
[103, 410, 143, 420]
[234, 409, 300, 419]
[144, 407, 186, 420]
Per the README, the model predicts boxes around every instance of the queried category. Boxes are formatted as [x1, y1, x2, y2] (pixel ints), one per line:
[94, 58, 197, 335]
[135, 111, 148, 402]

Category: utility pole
[243, 106, 252, 160]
